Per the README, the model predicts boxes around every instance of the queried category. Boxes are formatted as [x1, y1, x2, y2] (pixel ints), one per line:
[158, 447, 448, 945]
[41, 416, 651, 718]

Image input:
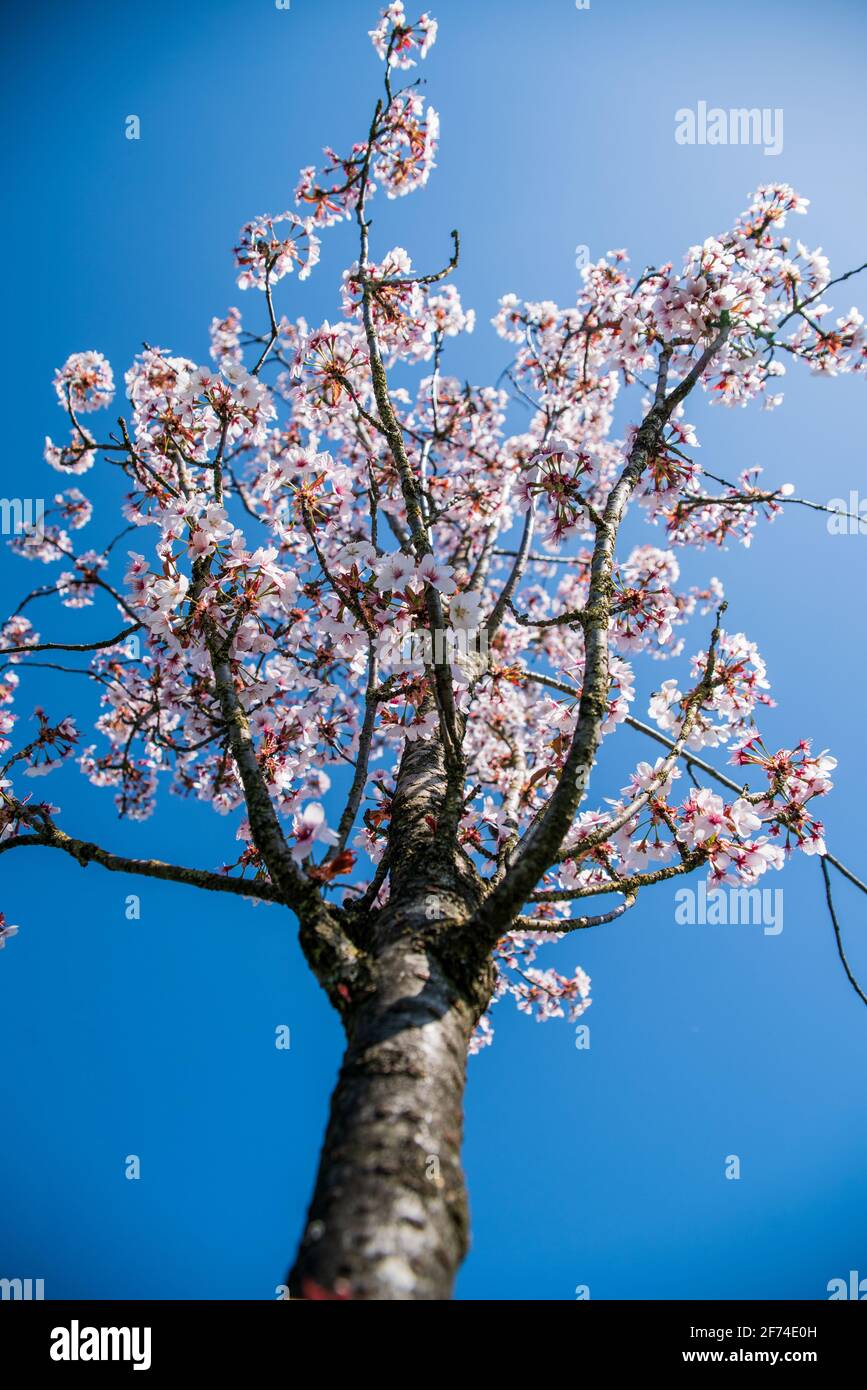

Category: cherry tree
[2, 4, 866, 1299]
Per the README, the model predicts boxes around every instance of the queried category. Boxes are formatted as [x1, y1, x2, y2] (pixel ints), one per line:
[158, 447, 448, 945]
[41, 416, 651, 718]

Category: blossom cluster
[2, 6, 859, 1059]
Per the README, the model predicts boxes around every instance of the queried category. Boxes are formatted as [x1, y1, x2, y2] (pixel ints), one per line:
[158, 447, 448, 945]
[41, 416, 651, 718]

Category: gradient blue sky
[1, 0, 866, 1300]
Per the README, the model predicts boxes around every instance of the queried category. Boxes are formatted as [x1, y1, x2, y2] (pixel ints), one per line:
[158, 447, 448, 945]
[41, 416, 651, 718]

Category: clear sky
[1, 0, 866, 1300]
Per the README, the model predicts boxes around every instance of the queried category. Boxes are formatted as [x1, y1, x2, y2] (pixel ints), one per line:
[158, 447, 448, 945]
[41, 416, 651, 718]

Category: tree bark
[288, 722, 496, 1300]
[288, 930, 490, 1300]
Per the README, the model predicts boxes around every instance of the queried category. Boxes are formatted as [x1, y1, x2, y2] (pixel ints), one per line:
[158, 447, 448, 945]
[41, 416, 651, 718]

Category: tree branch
[0, 830, 283, 903]
[820, 856, 867, 1009]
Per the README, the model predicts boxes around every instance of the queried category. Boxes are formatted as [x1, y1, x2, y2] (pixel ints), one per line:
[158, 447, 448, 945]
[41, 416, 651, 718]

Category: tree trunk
[289, 724, 495, 1299]
[288, 926, 491, 1300]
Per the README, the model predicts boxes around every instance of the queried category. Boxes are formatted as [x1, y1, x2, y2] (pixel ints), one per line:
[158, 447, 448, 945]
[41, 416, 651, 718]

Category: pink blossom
[291, 803, 340, 862]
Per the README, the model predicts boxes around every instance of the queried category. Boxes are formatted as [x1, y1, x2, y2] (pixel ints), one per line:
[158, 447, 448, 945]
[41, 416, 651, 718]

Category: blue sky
[1, 0, 866, 1300]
